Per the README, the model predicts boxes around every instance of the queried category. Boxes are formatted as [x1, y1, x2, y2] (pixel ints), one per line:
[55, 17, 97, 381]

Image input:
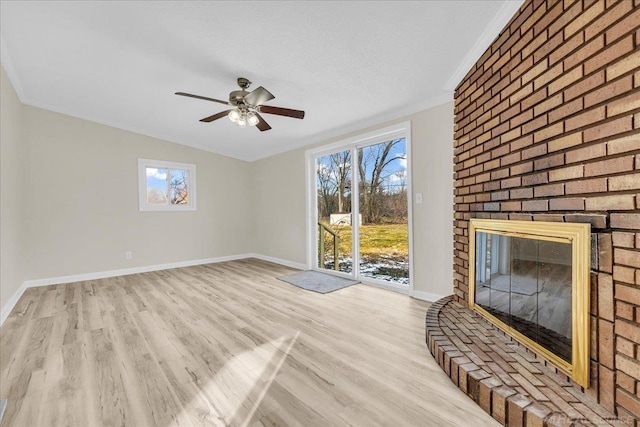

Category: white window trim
[138, 158, 197, 211]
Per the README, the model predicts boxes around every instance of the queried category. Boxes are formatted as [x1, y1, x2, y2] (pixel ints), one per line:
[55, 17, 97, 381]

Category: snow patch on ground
[323, 255, 409, 285]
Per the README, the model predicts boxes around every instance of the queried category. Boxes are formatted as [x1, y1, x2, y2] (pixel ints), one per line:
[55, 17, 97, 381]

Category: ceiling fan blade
[244, 86, 275, 106]
[200, 110, 231, 122]
[259, 105, 305, 119]
[255, 113, 272, 132]
[175, 92, 230, 105]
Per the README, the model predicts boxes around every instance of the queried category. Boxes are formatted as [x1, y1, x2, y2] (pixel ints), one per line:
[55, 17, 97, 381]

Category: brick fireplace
[450, 0, 639, 423]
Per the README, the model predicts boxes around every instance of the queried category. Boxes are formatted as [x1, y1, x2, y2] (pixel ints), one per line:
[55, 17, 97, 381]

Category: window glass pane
[146, 167, 168, 204]
[510, 237, 539, 333]
[170, 169, 189, 205]
[357, 138, 409, 285]
[476, 233, 512, 326]
[537, 240, 572, 362]
[475, 232, 491, 308]
[316, 151, 352, 273]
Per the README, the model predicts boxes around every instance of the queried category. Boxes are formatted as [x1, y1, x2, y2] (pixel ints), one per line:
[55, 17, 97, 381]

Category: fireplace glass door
[474, 233, 572, 362]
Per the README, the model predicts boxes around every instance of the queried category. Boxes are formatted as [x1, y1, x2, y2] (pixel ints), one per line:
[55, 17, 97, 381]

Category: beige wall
[411, 103, 455, 298]
[1, 62, 454, 317]
[1, 66, 26, 314]
[22, 105, 253, 280]
[251, 148, 307, 264]
[251, 102, 455, 299]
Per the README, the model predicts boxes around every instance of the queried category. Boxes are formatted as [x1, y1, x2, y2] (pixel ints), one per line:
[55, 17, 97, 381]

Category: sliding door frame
[305, 121, 414, 295]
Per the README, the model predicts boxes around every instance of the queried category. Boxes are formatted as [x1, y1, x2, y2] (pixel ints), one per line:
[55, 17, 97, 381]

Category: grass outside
[321, 223, 408, 259]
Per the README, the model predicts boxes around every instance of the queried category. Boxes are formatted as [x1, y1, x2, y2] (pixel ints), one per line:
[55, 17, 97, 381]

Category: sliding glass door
[310, 123, 411, 289]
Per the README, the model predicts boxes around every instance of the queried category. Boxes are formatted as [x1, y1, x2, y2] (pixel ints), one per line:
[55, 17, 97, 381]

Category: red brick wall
[453, 0, 640, 421]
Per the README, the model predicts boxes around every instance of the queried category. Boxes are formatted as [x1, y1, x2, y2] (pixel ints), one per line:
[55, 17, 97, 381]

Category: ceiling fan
[175, 77, 305, 132]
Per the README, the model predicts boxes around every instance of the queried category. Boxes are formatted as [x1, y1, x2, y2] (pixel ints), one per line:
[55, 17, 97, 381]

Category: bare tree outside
[357, 138, 406, 224]
[170, 169, 189, 205]
[147, 188, 168, 204]
[330, 151, 351, 213]
[316, 162, 337, 219]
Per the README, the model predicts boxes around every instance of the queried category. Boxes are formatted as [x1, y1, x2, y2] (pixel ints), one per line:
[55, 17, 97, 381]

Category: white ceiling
[1, 1, 523, 161]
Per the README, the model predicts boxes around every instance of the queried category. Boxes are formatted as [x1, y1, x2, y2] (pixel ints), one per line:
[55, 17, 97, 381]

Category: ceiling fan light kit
[176, 77, 305, 132]
[228, 107, 259, 127]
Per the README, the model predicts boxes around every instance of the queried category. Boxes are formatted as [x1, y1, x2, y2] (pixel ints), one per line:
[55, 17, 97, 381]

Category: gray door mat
[277, 270, 359, 294]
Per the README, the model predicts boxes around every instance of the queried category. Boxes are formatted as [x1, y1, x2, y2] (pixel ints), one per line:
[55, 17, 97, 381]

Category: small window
[138, 159, 196, 211]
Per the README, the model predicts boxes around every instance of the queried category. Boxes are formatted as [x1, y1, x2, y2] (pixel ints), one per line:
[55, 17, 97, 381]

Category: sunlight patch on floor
[178, 332, 300, 427]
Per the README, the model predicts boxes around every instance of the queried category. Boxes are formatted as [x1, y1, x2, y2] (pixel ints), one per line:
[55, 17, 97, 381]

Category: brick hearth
[451, 0, 640, 423]
[426, 296, 628, 426]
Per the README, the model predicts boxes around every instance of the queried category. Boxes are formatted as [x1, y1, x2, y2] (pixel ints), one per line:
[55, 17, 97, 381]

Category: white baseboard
[0, 281, 28, 326]
[247, 253, 307, 271]
[22, 254, 252, 288]
[411, 290, 447, 303]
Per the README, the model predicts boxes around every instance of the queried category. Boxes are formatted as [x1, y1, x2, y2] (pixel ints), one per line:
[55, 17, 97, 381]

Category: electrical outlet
[415, 192, 423, 204]
[125, 251, 133, 260]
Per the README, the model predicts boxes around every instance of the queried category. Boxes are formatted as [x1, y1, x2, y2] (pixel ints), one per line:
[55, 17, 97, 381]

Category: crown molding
[444, 0, 526, 92]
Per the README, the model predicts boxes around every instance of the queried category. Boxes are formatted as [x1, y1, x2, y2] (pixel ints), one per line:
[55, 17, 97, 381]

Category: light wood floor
[0, 259, 499, 426]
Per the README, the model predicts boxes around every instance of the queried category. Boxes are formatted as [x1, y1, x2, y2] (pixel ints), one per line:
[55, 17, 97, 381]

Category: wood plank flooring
[0, 259, 499, 426]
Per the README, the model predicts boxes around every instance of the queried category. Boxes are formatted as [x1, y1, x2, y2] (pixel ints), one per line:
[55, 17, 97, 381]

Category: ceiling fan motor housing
[229, 90, 248, 105]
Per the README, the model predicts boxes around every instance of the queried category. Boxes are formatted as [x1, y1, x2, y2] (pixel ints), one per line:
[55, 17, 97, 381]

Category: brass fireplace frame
[468, 219, 591, 388]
